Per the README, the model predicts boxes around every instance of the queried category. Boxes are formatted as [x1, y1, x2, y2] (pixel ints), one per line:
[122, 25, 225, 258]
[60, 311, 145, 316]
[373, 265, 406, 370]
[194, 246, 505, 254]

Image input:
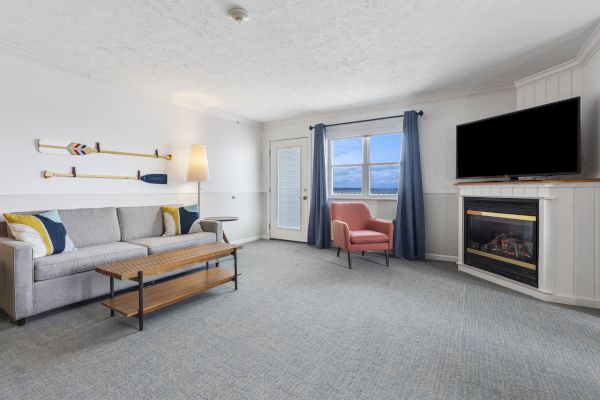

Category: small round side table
[204, 216, 239, 243]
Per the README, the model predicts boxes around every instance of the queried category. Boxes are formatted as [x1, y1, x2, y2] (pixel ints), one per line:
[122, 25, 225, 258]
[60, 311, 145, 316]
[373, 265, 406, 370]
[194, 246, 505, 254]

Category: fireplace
[464, 197, 539, 287]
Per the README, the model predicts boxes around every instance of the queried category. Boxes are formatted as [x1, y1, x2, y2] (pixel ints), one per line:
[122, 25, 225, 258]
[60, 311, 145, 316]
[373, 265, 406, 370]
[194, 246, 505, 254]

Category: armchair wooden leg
[347, 251, 352, 269]
[361, 251, 365, 256]
[385, 250, 389, 267]
[337, 247, 341, 257]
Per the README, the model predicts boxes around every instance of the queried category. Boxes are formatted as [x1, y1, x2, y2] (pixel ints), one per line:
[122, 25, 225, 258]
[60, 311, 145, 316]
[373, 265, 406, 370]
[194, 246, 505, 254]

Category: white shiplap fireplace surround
[458, 180, 600, 309]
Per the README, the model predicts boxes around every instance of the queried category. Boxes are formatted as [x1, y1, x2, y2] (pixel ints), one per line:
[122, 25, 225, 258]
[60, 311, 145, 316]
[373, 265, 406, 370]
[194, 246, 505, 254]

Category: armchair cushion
[350, 230, 390, 244]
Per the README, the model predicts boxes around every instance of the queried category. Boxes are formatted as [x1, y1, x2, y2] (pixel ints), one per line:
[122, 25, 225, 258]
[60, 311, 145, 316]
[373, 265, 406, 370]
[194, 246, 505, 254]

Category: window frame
[328, 132, 402, 200]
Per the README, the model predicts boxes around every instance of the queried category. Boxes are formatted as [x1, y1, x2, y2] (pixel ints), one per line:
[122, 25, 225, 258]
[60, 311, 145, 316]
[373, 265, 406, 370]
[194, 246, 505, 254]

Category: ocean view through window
[329, 133, 401, 197]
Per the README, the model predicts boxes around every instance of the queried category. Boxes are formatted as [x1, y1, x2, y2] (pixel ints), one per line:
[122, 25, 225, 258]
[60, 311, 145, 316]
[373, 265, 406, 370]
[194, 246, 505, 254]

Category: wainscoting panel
[558, 73, 573, 101]
[516, 67, 582, 110]
[574, 187, 596, 299]
[546, 76, 559, 103]
[325, 193, 459, 260]
[554, 187, 575, 297]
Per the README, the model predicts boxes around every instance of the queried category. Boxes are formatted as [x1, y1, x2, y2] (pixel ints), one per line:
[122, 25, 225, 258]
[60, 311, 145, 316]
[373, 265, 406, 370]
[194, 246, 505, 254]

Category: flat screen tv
[456, 97, 580, 179]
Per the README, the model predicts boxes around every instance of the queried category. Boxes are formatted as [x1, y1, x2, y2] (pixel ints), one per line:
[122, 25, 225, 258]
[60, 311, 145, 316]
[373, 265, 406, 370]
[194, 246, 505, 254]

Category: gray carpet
[1, 240, 599, 400]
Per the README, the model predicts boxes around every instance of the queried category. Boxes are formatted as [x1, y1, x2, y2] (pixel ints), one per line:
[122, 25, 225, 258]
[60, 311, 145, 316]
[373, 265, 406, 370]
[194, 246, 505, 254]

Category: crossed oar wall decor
[37, 140, 172, 160]
[43, 168, 168, 184]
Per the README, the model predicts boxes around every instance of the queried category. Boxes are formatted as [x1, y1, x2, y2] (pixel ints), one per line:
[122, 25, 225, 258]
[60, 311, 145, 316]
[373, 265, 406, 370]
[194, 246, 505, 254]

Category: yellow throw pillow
[4, 210, 76, 258]
[161, 205, 202, 236]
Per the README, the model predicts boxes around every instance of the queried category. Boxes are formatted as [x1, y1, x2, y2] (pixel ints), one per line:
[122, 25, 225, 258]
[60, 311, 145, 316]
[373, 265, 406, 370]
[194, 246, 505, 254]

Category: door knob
[303, 196, 308, 200]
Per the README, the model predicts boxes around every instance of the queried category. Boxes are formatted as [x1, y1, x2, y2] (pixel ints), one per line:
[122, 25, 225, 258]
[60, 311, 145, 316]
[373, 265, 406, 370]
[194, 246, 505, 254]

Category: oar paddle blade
[37, 140, 95, 156]
[140, 174, 167, 184]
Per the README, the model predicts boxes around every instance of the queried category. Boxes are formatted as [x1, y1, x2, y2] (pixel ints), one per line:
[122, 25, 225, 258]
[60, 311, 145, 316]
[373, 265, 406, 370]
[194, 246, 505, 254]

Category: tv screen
[456, 97, 580, 179]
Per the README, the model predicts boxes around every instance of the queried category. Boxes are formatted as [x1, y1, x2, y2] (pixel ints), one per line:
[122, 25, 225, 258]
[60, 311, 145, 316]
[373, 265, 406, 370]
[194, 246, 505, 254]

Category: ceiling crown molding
[515, 22, 600, 87]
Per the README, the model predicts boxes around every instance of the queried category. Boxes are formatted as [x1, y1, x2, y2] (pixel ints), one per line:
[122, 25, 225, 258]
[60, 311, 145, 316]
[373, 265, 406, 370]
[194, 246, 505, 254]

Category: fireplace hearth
[464, 198, 538, 287]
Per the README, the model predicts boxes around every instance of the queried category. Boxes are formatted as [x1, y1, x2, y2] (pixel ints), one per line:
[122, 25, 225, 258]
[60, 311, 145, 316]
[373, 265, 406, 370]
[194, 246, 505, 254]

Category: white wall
[583, 47, 600, 178]
[0, 51, 266, 243]
[262, 88, 517, 260]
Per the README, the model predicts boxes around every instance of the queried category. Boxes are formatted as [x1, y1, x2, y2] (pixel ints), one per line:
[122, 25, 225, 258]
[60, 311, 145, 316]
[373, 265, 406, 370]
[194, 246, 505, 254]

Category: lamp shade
[187, 144, 210, 183]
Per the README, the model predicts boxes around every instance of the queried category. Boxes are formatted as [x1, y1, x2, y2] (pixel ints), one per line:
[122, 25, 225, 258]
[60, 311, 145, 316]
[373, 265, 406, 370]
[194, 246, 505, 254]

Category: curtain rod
[308, 110, 423, 131]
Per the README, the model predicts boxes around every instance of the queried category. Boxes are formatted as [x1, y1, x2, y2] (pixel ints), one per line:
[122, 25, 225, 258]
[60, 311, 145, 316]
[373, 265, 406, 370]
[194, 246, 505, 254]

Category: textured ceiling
[1, 0, 599, 122]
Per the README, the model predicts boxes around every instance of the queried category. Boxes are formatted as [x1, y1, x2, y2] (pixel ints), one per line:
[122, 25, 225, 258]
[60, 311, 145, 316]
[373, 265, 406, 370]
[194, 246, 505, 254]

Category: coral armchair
[330, 202, 394, 269]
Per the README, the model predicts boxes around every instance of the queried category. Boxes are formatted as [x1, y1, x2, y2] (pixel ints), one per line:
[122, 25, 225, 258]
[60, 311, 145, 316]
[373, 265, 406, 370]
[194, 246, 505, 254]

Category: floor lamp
[187, 144, 211, 218]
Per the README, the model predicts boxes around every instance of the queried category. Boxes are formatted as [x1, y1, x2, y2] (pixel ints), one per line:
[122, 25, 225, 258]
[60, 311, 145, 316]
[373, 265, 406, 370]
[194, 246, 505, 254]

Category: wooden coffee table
[96, 242, 241, 331]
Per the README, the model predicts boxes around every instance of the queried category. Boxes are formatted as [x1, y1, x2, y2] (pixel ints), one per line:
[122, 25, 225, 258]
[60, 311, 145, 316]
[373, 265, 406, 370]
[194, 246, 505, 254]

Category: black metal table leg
[110, 277, 115, 317]
[138, 270, 144, 331]
[233, 248, 238, 290]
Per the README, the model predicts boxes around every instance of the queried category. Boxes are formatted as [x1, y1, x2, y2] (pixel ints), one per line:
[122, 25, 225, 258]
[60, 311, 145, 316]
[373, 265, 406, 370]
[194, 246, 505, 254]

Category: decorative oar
[37, 140, 172, 160]
[43, 168, 168, 184]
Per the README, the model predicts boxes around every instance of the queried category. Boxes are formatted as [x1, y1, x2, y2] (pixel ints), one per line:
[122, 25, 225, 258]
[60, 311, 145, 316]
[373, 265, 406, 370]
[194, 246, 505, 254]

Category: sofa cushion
[34, 242, 147, 281]
[128, 232, 216, 255]
[350, 230, 389, 244]
[59, 208, 121, 248]
[117, 206, 164, 241]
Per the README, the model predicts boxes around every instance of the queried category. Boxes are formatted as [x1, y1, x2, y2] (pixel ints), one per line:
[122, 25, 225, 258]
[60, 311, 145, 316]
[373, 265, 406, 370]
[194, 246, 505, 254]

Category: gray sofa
[0, 206, 223, 325]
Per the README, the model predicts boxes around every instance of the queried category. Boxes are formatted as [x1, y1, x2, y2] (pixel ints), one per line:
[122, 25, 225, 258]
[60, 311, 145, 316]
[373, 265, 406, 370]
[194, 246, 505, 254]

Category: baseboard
[425, 253, 458, 262]
[457, 263, 600, 309]
[231, 235, 268, 244]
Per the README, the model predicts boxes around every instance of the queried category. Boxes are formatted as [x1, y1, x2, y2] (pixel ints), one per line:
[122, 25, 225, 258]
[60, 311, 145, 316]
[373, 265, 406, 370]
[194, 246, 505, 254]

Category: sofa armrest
[332, 220, 351, 250]
[200, 220, 223, 242]
[0, 238, 34, 320]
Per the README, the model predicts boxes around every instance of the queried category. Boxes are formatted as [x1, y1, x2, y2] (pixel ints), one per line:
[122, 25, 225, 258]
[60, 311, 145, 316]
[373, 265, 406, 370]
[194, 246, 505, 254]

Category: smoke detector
[228, 7, 249, 23]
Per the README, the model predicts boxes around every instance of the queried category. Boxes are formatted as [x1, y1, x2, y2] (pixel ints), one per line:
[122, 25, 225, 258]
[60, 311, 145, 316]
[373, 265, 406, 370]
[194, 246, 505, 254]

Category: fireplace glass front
[464, 198, 538, 287]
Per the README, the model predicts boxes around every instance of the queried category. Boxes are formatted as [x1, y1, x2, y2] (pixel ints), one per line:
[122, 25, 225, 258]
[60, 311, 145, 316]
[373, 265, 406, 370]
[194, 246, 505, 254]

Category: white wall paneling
[516, 68, 582, 110]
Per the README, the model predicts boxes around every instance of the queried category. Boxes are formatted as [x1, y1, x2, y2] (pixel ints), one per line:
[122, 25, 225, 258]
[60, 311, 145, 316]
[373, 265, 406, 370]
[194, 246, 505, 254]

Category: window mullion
[364, 136, 369, 196]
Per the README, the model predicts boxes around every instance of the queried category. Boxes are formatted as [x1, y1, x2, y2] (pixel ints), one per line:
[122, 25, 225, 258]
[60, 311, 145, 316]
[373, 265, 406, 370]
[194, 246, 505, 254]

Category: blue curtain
[393, 111, 425, 259]
[307, 123, 331, 248]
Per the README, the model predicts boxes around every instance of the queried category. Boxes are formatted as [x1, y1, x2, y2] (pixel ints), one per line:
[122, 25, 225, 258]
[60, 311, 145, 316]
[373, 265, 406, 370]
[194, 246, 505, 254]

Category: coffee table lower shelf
[102, 268, 236, 318]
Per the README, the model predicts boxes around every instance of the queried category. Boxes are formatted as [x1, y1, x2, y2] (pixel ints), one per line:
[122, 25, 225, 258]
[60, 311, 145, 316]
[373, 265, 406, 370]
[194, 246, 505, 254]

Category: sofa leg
[337, 248, 340, 257]
[385, 250, 389, 267]
[347, 251, 352, 269]
[13, 318, 26, 326]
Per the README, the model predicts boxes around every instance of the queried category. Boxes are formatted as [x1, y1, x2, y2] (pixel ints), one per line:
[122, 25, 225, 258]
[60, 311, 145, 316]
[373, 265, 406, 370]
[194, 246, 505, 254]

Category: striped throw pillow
[4, 210, 76, 258]
[161, 205, 202, 236]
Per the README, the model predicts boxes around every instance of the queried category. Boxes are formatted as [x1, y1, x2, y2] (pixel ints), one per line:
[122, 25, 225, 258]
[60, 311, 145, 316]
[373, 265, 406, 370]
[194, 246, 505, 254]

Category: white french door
[269, 138, 309, 242]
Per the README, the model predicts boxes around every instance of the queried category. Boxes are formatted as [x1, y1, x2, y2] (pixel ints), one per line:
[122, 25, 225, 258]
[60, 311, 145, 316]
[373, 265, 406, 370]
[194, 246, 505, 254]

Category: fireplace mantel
[458, 180, 600, 309]
[456, 178, 600, 185]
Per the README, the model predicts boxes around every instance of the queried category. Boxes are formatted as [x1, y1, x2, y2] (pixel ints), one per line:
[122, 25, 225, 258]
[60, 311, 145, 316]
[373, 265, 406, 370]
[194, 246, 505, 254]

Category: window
[329, 133, 402, 197]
